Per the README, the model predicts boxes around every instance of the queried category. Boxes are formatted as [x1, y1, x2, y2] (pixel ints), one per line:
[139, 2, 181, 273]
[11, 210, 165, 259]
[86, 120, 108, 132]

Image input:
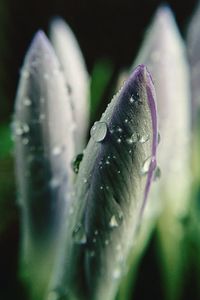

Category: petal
[50, 18, 90, 153]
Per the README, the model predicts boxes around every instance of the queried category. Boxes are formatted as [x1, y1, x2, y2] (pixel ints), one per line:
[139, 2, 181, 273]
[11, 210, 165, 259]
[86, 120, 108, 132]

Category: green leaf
[90, 59, 114, 122]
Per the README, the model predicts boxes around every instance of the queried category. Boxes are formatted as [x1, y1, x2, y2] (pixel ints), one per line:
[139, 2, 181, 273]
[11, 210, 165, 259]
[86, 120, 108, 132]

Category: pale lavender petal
[13, 31, 75, 299]
[50, 18, 90, 153]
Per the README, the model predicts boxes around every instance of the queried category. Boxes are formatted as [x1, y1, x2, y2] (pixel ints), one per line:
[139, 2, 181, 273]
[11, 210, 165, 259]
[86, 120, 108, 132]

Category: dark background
[0, 0, 198, 123]
[0, 1, 199, 299]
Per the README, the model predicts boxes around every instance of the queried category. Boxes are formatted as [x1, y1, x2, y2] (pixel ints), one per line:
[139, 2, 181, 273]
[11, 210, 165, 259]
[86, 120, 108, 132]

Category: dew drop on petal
[90, 121, 108, 142]
[112, 268, 121, 279]
[153, 166, 161, 181]
[52, 146, 63, 156]
[72, 223, 87, 244]
[23, 97, 32, 106]
[90, 251, 95, 257]
[22, 138, 29, 145]
[158, 132, 161, 145]
[109, 215, 119, 228]
[139, 134, 150, 144]
[21, 69, 30, 79]
[141, 156, 155, 175]
[50, 177, 61, 189]
[109, 211, 123, 228]
[23, 124, 30, 133]
[126, 137, 134, 145]
[131, 132, 139, 143]
[105, 239, 109, 245]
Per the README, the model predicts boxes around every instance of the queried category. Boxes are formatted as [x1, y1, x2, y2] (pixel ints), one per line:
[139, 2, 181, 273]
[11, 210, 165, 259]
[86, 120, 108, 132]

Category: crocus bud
[13, 31, 75, 299]
[48, 65, 158, 300]
[133, 6, 191, 300]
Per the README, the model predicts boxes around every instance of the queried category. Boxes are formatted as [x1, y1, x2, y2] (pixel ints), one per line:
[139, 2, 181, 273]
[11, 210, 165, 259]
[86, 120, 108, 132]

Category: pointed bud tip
[128, 64, 154, 89]
[154, 4, 176, 29]
[30, 30, 51, 51]
[24, 30, 59, 70]
[50, 16, 65, 29]
[25, 30, 57, 63]
[156, 4, 173, 17]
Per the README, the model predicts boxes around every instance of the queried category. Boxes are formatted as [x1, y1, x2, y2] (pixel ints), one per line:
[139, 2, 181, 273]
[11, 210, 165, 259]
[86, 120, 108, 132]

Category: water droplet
[139, 134, 149, 144]
[117, 127, 123, 133]
[129, 96, 134, 103]
[141, 156, 154, 175]
[90, 121, 108, 142]
[23, 124, 30, 133]
[112, 268, 121, 279]
[12, 121, 30, 138]
[117, 170, 121, 174]
[117, 138, 121, 144]
[158, 132, 161, 144]
[153, 167, 161, 181]
[126, 137, 133, 145]
[72, 153, 83, 174]
[50, 177, 61, 188]
[21, 69, 30, 79]
[100, 186, 104, 190]
[12, 121, 22, 136]
[90, 250, 95, 257]
[131, 132, 139, 143]
[109, 215, 119, 228]
[124, 119, 128, 124]
[94, 230, 98, 235]
[72, 223, 87, 244]
[52, 146, 63, 156]
[83, 178, 88, 183]
[22, 138, 29, 145]
[23, 97, 32, 106]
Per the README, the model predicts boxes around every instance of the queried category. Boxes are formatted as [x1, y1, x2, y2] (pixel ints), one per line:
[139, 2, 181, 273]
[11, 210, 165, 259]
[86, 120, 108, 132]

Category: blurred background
[0, 0, 198, 123]
[0, 0, 199, 299]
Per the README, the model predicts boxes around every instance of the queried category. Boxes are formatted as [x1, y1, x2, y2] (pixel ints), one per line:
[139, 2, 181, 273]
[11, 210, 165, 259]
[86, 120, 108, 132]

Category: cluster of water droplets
[12, 120, 30, 145]
[129, 92, 143, 106]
